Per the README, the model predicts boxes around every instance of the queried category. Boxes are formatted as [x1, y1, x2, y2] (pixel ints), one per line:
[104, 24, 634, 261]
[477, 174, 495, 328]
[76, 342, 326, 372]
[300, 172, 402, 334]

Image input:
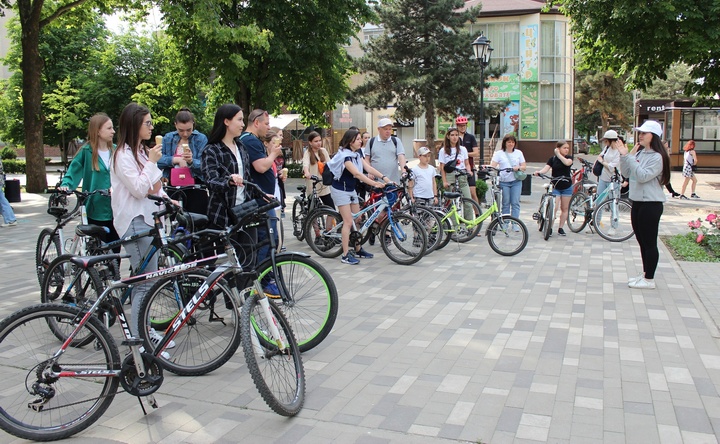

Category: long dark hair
[339, 129, 360, 150]
[207, 104, 243, 145]
[113, 103, 149, 171]
[175, 107, 195, 125]
[307, 131, 325, 165]
[645, 133, 671, 186]
[443, 127, 460, 155]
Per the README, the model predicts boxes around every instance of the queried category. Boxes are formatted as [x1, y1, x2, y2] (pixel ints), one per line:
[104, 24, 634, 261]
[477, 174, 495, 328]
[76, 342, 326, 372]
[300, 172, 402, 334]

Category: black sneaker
[691, 193, 700, 199]
[558, 228, 566, 236]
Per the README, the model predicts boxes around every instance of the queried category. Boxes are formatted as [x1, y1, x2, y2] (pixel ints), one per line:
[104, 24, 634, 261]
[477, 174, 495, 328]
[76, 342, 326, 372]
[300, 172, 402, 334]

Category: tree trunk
[425, 102, 436, 167]
[19, 0, 47, 192]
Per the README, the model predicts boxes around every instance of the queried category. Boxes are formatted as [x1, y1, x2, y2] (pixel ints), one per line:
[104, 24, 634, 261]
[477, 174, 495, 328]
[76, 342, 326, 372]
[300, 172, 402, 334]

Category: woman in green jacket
[59, 113, 119, 251]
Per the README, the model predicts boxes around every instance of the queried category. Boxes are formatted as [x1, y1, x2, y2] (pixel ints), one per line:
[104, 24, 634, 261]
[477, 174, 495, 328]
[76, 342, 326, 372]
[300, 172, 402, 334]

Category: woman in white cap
[596, 129, 622, 201]
[619, 120, 670, 290]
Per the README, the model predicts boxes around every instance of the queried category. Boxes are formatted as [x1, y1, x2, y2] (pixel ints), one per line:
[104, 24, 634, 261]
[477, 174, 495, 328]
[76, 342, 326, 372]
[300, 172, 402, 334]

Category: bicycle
[36, 189, 111, 286]
[304, 185, 428, 265]
[436, 168, 483, 243]
[291, 175, 330, 241]
[0, 198, 304, 441]
[566, 168, 634, 242]
[397, 166, 446, 253]
[436, 167, 528, 256]
[532, 174, 571, 241]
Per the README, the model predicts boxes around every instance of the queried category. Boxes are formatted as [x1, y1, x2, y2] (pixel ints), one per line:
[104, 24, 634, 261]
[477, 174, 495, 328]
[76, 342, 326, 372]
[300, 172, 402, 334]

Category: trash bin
[4, 179, 21, 203]
[521, 175, 532, 196]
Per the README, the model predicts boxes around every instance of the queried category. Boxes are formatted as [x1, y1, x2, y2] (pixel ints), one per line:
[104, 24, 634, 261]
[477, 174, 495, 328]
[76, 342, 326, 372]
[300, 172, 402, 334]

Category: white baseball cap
[601, 130, 618, 140]
[377, 118, 393, 128]
[634, 120, 663, 137]
[417, 146, 431, 156]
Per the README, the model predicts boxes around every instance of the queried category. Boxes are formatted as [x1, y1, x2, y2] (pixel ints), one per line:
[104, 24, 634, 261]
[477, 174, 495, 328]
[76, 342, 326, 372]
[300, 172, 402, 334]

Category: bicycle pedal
[532, 213, 540, 220]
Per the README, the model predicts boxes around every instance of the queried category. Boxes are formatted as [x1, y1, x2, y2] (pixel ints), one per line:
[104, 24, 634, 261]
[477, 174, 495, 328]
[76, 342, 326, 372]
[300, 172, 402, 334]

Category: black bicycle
[291, 175, 330, 241]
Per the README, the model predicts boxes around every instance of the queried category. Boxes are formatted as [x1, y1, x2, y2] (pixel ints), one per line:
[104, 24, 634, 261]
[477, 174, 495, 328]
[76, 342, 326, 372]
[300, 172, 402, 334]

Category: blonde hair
[87, 113, 111, 172]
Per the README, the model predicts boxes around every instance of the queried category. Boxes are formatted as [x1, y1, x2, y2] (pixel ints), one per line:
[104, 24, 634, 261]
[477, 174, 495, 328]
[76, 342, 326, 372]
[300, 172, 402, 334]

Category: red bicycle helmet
[455, 116, 468, 125]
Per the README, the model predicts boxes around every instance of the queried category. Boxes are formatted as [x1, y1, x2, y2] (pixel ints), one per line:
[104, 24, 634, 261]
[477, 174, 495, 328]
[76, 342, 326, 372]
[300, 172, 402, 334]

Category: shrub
[1, 146, 17, 160]
[285, 161, 304, 178]
[2, 159, 26, 174]
[476, 179, 489, 202]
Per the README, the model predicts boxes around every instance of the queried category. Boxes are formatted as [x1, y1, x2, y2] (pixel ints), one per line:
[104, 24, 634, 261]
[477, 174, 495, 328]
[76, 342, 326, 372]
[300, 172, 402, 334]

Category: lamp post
[472, 34, 493, 164]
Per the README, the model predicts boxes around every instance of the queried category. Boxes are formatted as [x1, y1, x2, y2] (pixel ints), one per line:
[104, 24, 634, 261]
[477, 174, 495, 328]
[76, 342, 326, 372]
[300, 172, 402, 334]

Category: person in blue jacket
[159, 108, 209, 214]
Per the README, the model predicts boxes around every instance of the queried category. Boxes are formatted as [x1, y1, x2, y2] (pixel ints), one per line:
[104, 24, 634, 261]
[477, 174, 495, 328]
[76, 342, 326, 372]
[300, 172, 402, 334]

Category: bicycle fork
[250, 280, 292, 359]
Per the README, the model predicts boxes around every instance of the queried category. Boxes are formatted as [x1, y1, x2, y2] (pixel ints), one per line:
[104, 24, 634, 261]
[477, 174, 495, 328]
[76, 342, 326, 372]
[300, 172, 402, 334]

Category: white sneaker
[607, 227, 616, 236]
[149, 328, 176, 349]
[628, 273, 644, 286]
[628, 278, 656, 289]
[138, 346, 170, 360]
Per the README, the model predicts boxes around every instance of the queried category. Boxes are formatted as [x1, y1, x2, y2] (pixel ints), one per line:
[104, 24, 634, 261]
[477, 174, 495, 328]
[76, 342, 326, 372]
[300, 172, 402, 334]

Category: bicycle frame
[441, 174, 502, 229]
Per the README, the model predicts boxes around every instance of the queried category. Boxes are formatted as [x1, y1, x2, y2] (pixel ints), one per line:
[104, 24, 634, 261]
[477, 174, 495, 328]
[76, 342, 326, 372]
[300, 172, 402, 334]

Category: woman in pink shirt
[110, 103, 171, 344]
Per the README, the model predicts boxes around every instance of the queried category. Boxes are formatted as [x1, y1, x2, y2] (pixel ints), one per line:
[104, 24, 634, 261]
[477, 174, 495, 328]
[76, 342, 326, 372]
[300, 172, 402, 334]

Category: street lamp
[472, 34, 492, 164]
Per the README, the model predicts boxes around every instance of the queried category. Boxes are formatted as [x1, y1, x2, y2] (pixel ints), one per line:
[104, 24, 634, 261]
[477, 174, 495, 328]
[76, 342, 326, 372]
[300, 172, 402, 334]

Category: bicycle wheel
[487, 215, 528, 256]
[543, 197, 554, 241]
[379, 213, 427, 265]
[36, 228, 62, 286]
[434, 211, 454, 251]
[41, 255, 105, 347]
[567, 192, 589, 233]
[304, 208, 343, 258]
[407, 205, 444, 253]
[449, 197, 482, 243]
[593, 199, 634, 242]
[137, 270, 242, 376]
[240, 292, 305, 417]
[0, 304, 120, 441]
[257, 254, 338, 352]
[292, 199, 306, 241]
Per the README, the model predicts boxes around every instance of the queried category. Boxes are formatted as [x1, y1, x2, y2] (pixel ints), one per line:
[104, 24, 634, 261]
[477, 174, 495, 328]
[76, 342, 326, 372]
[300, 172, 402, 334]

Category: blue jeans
[596, 179, 611, 223]
[0, 185, 17, 224]
[500, 180, 522, 218]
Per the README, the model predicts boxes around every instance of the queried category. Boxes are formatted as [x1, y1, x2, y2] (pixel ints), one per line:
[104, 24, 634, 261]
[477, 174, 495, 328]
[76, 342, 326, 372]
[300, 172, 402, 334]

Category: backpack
[321, 164, 334, 185]
[367, 135, 398, 157]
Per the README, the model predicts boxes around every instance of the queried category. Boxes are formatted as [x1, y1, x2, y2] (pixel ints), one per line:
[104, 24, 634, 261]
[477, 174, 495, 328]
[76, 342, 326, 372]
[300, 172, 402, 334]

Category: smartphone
[182, 143, 191, 155]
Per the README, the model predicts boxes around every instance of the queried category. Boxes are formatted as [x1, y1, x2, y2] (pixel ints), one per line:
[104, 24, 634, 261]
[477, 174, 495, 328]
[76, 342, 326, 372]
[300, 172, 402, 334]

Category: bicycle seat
[443, 192, 462, 199]
[583, 183, 596, 191]
[177, 211, 209, 230]
[296, 186, 306, 192]
[69, 253, 130, 269]
[75, 224, 109, 237]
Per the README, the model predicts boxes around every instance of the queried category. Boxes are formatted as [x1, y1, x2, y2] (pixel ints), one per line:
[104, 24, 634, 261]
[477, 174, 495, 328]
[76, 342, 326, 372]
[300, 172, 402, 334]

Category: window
[539, 20, 572, 140]
[539, 83, 571, 140]
[473, 22, 520, 75]
[680, 109, 720, 152]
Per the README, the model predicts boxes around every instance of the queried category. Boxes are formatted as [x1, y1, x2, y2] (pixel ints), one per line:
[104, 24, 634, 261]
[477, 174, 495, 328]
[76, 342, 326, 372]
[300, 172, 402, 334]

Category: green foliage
[350, 0, 485, 149]
[475, 179, 488, 201]
[158, 0, 373, 124]
[640, 63, 695, 100]
[549, 0, 720, 97]
[1, 159, 26, 174]
[574, 69, 633, 136]
[1, 146, 17, 160]
[664, 233, 720, 262]
[286, 162, 304, 179]
[43, 77, 89, 144]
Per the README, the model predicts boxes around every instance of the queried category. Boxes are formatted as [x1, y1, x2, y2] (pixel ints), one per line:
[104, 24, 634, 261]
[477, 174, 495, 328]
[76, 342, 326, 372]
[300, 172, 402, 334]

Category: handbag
[592, 147, 608, 177]
[501, 150, 527, 181]
[170, 167, 195, 186]
[317, 160, 325, 174]
[443, 150, 460, 173]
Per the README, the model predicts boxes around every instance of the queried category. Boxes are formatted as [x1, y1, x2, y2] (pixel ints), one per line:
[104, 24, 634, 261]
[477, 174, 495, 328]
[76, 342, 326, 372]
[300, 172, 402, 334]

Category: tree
[640, 63, 695, 100]
[548, 0, 720, 98]
[43, 76, 88, 165]
[158, 0, 374, 124]
[0, 0, 140, 192]
[574, 70, 633, 139]
[349, 0, 489, 157]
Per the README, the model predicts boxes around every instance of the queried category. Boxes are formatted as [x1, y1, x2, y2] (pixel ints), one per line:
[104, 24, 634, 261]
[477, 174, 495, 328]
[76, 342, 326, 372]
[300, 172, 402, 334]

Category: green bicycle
[437, 167, 528, 256]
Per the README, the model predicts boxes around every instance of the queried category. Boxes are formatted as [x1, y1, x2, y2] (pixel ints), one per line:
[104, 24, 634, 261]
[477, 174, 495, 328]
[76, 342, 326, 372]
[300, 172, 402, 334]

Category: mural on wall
[520, 25, 538, 82]
[501, 101, 520, 137]
[520, 83, 538, 139]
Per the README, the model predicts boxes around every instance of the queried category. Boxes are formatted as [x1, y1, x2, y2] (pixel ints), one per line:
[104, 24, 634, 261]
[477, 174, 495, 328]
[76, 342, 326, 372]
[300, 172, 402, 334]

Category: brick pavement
[0, 166, 719, 443]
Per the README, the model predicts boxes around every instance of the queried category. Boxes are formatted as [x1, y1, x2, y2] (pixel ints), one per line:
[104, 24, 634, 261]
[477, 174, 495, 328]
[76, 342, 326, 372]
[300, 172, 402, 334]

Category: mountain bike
[0, 199, 304, 441]
[532, 173, 556, 241]
[304, 185, 428, 265]
[292, 175, 330, 241]
[36, 189, 110, 286]
[566, 168, 634, 242]
[437, 167, 528, 256]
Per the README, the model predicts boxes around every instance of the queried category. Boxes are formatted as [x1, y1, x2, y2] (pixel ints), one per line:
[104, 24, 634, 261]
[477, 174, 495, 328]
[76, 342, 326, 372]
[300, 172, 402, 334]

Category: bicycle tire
[404, 205, 443, 254]
[240, 293, 305, 417]
[36, 228, 62, 286]
[292, 199, 306, 241]
[450, 197, 483, 243]
[567, 192, 589, 233]
[536, 196, 546, 232]
[41, 254, 105, 347]
[543, 197, 554, 241]
[434, 211, 454, 251]
[137, 270, 242, 376]
[593, 198, 634, 242]
[486, 216, 528, 256]
[0, 304, 120, 441]
[304, 208, 343, 258]
[379, 213, 427, 265]
[257, 254, 338, 352]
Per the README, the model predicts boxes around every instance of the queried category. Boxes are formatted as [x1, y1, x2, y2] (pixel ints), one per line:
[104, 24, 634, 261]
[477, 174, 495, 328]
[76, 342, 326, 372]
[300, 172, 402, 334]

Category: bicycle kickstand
[137, 394, 159, 415]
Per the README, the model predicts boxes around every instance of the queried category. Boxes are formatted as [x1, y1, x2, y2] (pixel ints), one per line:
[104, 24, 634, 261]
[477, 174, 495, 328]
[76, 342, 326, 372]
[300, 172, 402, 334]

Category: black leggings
[630, 201, 663, 279]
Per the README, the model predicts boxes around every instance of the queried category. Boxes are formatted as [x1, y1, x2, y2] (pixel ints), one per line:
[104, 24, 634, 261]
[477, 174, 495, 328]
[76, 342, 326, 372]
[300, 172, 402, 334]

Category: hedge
[2, 159, 26, 174]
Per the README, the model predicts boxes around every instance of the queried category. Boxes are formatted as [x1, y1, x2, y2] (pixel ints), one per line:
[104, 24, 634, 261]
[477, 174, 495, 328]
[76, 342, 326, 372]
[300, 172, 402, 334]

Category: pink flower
[707, 214, 717, 223]
[688, 220, 702, 229]
[697, 233, 705, 243]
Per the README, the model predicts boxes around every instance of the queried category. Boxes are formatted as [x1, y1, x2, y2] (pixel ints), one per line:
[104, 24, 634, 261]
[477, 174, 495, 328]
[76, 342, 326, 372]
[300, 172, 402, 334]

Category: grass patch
[662, 233, 720, 262]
